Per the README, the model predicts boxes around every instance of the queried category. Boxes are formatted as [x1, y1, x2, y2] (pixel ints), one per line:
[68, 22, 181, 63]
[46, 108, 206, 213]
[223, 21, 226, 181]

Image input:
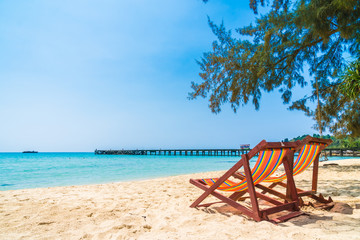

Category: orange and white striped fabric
[201, 148, 289, 192]
[263, 142, 325, 183]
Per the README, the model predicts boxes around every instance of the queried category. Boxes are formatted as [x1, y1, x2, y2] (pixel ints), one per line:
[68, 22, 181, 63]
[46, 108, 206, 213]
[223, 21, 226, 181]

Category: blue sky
[0, 0, 317, 152]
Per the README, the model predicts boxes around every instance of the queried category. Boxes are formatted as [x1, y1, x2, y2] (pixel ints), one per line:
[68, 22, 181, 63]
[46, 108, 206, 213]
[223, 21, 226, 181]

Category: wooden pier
[94, 147, 360, 157]
[94, 148, 250, 156]
[323, 148, 360, 157]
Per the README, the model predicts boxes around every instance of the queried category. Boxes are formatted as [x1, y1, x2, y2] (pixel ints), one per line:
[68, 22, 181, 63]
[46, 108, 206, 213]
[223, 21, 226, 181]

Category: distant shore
[0, 158, 359, 239]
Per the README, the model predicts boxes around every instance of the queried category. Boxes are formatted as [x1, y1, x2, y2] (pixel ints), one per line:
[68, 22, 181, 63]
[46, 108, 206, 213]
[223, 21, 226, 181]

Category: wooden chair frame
[253, 136, 333, 206]
[189, 140, 303, 223]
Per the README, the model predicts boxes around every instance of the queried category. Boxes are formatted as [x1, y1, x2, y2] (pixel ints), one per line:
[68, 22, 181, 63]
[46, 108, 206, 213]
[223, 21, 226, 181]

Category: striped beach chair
[190, 140, 303, 223]
[254, 136, 333, 206]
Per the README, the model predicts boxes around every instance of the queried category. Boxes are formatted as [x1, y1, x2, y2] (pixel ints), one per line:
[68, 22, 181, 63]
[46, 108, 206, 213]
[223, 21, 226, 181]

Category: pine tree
[190, 0, 360, 137]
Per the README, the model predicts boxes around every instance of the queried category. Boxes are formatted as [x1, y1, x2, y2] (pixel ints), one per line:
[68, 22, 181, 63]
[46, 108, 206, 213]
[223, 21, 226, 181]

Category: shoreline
[3, 158, 358, 192]
[1, 159, 359, 239]
[2, 157, 359, 192]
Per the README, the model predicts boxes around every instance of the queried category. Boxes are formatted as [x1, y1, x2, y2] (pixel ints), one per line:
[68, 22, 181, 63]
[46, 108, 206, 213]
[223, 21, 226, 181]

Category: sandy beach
[1, 159, 360, 240]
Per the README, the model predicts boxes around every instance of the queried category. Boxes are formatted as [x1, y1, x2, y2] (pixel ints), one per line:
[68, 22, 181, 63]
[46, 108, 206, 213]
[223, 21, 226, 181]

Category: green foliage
[286, 134, 360, 148]
[340, 58, 360, 100]
[192, 0, 360, 137]
[289, 133, 332, 141]
[318, 58, 360, 137]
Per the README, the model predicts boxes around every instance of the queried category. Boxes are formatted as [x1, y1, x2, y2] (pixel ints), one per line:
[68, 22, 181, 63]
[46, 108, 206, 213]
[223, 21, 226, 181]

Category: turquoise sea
[0, 152, 356, 191]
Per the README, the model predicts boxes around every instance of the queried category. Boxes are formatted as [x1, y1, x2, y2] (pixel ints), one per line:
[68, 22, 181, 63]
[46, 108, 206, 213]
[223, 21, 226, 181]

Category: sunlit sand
[0, 159, 359, 239]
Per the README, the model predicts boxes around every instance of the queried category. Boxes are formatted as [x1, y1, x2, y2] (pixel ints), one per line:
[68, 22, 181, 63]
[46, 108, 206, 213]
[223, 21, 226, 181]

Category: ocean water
[0, 152, 355, 191]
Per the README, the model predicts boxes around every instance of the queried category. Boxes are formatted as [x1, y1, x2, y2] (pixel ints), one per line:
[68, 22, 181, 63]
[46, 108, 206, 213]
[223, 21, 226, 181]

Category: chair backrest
[292, 142, 325, 176]
[216, 147, 291, 192]
[263, 138, 331, 183]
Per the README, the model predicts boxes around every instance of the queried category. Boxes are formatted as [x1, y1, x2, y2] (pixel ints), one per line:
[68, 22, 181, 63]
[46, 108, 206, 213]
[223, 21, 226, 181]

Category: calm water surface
[0, 152, 356, 190]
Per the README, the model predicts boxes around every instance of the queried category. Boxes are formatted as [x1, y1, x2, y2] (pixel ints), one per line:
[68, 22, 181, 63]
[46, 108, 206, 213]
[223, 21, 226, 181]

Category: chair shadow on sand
[204, 203, 359, 229]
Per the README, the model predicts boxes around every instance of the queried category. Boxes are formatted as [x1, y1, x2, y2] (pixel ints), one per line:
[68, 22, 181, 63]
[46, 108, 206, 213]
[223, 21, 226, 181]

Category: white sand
[0, 159, 359, 240]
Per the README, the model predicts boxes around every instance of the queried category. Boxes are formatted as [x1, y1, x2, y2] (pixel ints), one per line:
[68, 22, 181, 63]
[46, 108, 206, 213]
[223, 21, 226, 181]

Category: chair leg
[242, 154, 261, 220]
[282, 152, 300, 210]
[312, 155, 319, 193]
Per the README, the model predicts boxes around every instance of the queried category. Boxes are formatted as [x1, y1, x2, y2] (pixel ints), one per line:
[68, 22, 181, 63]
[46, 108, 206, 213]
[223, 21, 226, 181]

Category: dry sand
[1, 159, 359, 240]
